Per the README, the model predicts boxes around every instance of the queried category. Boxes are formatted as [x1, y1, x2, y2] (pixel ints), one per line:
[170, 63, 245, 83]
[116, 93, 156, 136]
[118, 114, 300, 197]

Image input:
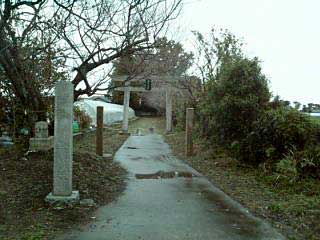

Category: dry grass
[165, 129, 320, 240]
[128, 116, 320, 240]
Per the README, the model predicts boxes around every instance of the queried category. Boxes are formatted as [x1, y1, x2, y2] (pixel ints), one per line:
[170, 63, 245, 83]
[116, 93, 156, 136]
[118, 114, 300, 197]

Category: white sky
[176, 0, 320, 105]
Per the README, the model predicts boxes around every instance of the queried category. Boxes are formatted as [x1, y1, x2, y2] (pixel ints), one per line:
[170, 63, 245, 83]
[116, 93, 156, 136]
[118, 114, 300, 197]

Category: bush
[272, 145, 320, 181]
[233, 107, 318, 165]
[200, 56, 271, 145]
[295, 145, 320, 179]
[74, 106, 92, 130]
[192, 28, 320, 179]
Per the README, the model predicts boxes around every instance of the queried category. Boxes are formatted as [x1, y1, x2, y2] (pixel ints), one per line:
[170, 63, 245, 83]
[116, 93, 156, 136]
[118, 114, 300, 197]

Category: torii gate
[112, 75, 182, 133]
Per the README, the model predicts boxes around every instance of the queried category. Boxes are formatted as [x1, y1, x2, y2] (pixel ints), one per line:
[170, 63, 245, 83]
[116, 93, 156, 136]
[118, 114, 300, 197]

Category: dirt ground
[131, 117, 320, 240]
[0, 125, 128, 240]
[1, 117, 319, 240]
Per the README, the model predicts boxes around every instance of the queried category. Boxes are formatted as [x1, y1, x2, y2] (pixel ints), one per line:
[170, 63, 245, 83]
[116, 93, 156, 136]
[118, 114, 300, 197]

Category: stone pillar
[96, 106, 103, 156]
[122, 81, 130, 132]
[185, 108, 194, 156]
[35, 121, 48, 138]
[29, 121, 54, 152]
[46, 81, 79, 203]
[166, 87, 172, 133]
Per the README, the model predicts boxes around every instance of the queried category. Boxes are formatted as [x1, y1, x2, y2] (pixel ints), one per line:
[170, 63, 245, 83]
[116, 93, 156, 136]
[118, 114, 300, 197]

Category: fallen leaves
[0, 127, 128, 239]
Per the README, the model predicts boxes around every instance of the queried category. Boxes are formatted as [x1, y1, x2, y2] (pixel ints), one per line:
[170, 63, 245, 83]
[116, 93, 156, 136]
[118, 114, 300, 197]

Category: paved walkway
[57, 132, 284, 240]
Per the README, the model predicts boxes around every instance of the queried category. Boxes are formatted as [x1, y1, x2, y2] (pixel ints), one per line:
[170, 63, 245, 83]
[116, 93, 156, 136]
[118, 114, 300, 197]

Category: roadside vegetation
[166, 131, 320, 240]
[311, 116, 320, 126]
[129, 115, 320, 239]
[167, 28, 320, 239]
[0, 0, 319, 238]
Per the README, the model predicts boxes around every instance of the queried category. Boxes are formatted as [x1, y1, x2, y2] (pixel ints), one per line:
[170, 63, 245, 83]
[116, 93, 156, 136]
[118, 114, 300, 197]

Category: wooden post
[185, 108, 194, 156]
[166, 87, 172, 133]
[122, 81, 130, 132]
[96, 106, 103, 156]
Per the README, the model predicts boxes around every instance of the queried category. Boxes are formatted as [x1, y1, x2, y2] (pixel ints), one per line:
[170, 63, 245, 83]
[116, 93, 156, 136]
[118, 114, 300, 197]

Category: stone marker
[29, 121, 53, 152]
[0, 132, 13, 147]
[103, 153, 113, 160]
[46, 81, 79, 203]
[96, 106, 103, 156]
[35, 121, 48, 138]
[185, 108, 194, 156]
[80, 198, 96, 207]
[166, 87, 173, 133]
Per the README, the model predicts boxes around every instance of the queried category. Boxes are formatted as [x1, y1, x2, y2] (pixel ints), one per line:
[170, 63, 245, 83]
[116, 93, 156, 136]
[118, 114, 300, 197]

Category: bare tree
[0, 0, 182, 128]
[52, 0, 182, 99]
[192, 28, 244, 89]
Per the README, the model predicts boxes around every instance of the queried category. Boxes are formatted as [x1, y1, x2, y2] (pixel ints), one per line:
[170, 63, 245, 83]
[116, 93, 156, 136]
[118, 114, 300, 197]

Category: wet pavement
[57, 131, 284, 240]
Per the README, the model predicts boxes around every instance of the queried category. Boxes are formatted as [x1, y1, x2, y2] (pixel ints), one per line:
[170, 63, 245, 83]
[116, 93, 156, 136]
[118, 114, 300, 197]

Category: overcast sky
[176, 0, 319, 105]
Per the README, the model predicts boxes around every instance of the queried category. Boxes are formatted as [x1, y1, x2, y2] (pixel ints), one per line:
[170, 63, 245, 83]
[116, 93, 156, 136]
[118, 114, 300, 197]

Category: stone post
[185, 108, 194, 156]
[96, 106, 103, 156]
[46, 81, 79, 203]
[29, 121, 54, 152]
[122, 81, 130, 132]
[35, 121, 48, 138]
[166, 87, 173, 133]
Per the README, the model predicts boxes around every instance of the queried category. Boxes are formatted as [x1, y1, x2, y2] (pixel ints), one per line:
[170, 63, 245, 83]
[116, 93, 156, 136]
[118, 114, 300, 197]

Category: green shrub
[74, 106, 92, 130]
[233, 107, 318, 165]
[269, 145, 320, 181]
[192, 28, 320, 178]
[172, 97, 187, 130]
[275, 149, 299, 183]
[200, 56, 271, 145]
[295, 145, 320, 179]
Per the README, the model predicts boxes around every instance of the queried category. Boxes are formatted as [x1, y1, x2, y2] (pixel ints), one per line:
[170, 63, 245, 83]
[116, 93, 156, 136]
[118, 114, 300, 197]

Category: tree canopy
[0, 0, 182, 125]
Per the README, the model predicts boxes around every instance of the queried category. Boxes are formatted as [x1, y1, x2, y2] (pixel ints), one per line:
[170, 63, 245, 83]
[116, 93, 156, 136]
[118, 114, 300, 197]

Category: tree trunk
[0, 41, 47, 134]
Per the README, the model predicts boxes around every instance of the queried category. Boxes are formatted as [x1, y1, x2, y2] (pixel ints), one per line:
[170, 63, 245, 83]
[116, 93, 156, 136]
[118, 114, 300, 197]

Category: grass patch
[21, 225, 46, 240]
[310, 116, 320, 125]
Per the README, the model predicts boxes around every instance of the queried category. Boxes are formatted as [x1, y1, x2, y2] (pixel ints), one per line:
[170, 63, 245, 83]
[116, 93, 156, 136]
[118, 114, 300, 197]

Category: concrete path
[57, 132, 284, 240]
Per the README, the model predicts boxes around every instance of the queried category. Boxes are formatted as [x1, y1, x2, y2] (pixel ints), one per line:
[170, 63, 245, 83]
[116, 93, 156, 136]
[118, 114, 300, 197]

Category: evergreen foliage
[202, 56, 270, 145]
[191, 28, 320, 178]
